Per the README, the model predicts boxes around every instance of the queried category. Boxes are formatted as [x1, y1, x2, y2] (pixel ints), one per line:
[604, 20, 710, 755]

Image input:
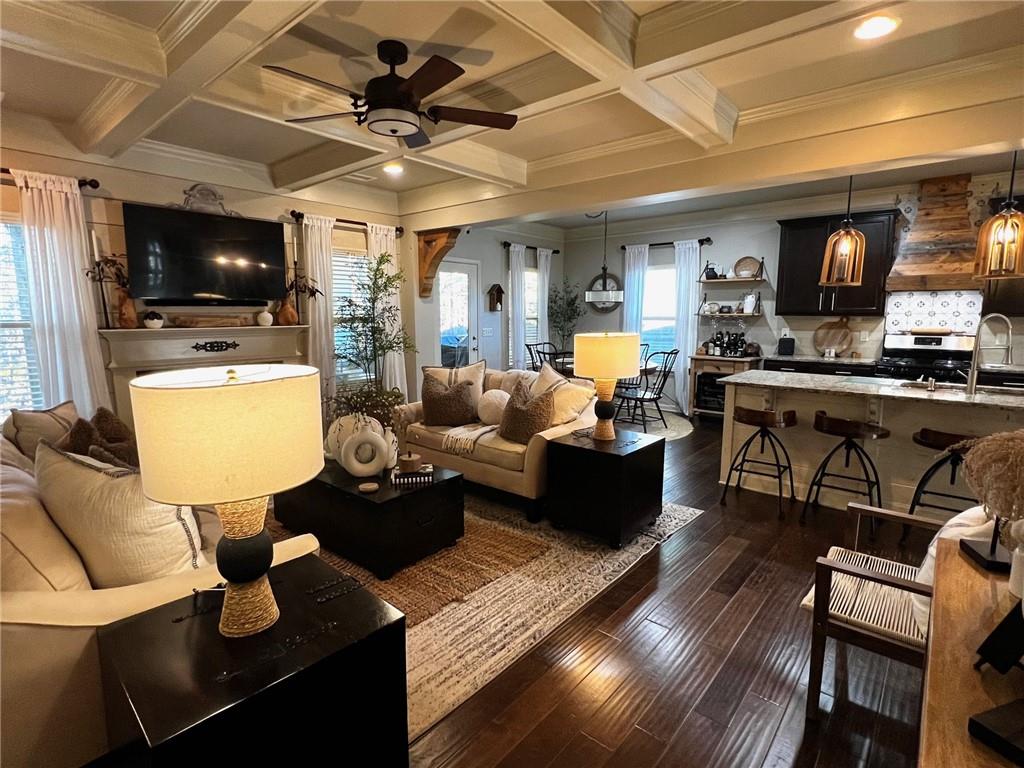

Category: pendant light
[820, 176, 866, 287]
[585, 211, 625, 303]
[974, 150, 1023, 280]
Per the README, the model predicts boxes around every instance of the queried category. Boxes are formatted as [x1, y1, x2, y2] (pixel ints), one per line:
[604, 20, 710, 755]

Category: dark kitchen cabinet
[776, 209, 899, 317]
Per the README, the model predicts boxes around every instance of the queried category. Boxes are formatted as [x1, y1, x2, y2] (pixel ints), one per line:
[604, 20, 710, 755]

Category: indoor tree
[548, 277, 587, 352]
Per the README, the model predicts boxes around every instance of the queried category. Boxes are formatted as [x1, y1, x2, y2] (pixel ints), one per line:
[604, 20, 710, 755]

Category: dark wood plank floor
[409, 420, 927, 768]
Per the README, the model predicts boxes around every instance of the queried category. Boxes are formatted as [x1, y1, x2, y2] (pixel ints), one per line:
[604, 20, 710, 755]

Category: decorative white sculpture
[325, 414, 383, 462]
[339, 422, 389, 477]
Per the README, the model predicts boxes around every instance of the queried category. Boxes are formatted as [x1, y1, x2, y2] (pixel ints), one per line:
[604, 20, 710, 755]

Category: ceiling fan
[264, 39, 518, 148]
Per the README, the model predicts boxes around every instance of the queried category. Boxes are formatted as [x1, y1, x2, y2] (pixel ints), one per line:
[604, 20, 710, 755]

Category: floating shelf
[697, 312, 762, 318]
[699, 277, 766, 284]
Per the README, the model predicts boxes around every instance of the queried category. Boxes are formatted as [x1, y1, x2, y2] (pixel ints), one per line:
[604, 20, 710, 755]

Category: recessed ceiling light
[854, 15, 900, 40]
[382, 163, 404, 176]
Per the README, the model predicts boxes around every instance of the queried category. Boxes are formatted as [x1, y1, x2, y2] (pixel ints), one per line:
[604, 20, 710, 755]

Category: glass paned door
[438, 261, 479, 367]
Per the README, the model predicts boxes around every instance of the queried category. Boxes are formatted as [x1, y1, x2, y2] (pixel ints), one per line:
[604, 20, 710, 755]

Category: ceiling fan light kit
[267, 39, 517, 148]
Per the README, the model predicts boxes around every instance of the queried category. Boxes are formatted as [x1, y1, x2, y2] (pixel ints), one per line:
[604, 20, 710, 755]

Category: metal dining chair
[614, 349, 679, 432]
[525, 342, 557, 371]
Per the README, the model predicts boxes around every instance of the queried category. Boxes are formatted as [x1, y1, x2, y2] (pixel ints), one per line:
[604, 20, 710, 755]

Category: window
[508, 268, 539, 366]
[641, 264, 677, 352]
[331, 249, 370, 388]
[0, 221, 43, 417]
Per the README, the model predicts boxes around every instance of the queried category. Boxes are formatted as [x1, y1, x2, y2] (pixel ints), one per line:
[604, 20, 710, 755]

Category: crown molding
[71, 79, 150, 150]
[739, 46, 1022, 126]
[132, 139, 270, 178]
[638, 1, 745, 48]
[157, 1, 225, 55]
[530, 128, 679, 172]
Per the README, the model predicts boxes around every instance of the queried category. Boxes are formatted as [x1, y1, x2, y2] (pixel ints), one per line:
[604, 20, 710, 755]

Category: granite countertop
[764, 354, 878, 364]
[721, 369, 1024, 410]
[691, 355, 762, 361]
[979, 363, 1024, 374]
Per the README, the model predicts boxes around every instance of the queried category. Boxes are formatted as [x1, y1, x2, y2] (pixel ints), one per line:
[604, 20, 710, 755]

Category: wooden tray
[813, 316, 854, 355]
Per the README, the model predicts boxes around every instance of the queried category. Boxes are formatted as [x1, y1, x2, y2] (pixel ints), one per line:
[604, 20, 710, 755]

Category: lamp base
[215, 496, 279, 638]
[592, 378, 617, 442]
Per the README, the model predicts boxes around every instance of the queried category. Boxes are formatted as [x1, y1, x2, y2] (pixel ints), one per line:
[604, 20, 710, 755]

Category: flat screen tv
[124, 203, 287, 305]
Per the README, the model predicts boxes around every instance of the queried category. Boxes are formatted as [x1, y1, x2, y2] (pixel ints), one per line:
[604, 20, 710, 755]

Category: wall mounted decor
[170, 183, 239, 216]
[487, 283, 504, 312]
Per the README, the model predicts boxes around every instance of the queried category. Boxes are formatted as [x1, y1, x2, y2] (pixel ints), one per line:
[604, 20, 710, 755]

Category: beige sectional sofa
[0, 444, 319, 768]
[394, 368, 597, 513]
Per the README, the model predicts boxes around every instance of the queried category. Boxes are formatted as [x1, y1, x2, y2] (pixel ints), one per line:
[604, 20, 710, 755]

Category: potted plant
[548, 277, 587, 353]
[281, 273, 324, 325]
[328, 252, 415, 469]
[85, 256, 131, 329]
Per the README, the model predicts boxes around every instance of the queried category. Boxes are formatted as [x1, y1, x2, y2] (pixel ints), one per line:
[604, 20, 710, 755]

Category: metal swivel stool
[908, 428, 977, 517]
[720, 405, 797, 519]
[800, 410, 890, 523]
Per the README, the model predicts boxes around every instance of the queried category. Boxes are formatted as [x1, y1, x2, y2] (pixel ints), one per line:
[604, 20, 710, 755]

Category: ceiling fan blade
[398, 55, 464, 99]
[427, 106, 518, 130]
[262, 65, 363, 100]
[285, 112, 361, 124]
[403, 129, 431, 149]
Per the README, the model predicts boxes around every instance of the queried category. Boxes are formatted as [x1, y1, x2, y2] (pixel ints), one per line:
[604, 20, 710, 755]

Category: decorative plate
[705, 301, 720, 314]
[734, 256, 761, 278]
[586, 272, 623, 314]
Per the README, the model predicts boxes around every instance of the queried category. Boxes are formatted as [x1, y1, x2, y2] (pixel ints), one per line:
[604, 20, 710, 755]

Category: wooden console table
[920, 539, 1023, 767]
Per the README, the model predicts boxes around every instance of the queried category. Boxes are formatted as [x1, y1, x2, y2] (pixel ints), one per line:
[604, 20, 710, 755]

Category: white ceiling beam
[271, 144, 398, 191]
[413, 140, 527, 187]
[483, 0, 736, 149]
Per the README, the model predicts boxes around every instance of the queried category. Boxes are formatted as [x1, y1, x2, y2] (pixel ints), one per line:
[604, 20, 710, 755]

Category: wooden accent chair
[803, 502, 944, 720]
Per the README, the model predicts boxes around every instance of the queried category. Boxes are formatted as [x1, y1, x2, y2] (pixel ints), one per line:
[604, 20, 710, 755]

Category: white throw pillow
[3, 400, 78, 460]
[911, 505, 991, 635]
[34, 441, 208, 588]
[529, 363, 596, 425]
[423, 360, 487, 407]
[478, 389, 511, 425]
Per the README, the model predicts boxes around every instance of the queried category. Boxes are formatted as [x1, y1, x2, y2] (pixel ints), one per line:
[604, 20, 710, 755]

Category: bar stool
[720, 405, 797, 519]
[800, 410, 890, 523]
[908, 428, 977, 517]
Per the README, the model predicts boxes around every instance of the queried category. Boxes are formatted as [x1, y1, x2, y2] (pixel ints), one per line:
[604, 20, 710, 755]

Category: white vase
[325, 414, 383, 462]
[1010, 545, 1024, 599]
[340, 422, 389, 477]
[256, 310, 273, 327]
[383, 427, 399, 469]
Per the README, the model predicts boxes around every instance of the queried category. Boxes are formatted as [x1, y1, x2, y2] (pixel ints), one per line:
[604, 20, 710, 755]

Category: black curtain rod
[290, 209, 404, 237]
[501, 240, 561, 255]
[620, 237, 712, 250]
[0, 168, 100, 189]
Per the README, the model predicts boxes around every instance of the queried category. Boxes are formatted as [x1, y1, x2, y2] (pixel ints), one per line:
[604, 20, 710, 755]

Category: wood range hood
[886, 174, 978, 291]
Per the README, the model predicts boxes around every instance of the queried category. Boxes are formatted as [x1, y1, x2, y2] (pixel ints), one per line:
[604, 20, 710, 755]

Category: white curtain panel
[674, 239, 702, 414]
[368, 223, 407, 397]
[622, 243, 649, 334]
[536, 247, 552, 344]
[301, 213, 335, 407]
[12, 170, 111, 414]
[508, 242, 527, 370]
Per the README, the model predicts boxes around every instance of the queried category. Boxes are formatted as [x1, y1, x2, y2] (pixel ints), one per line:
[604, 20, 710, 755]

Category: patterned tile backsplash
[884, 290, 983, 334]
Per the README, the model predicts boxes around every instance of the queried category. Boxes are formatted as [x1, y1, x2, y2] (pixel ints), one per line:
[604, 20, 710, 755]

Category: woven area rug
[616, 410, 694, 441]
[269, 494, 703, 739]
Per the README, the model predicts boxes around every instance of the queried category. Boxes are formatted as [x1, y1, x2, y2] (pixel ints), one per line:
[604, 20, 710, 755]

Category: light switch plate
[860, 331, 869, 342]
[481, 327, 494, 337]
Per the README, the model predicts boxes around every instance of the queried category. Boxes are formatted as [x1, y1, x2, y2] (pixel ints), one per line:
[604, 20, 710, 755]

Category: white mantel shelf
[98, 325, 310, 424]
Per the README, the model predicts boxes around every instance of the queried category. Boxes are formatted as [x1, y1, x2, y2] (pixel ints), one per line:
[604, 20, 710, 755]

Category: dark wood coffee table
[95, 554, 407, 767]
[546, 429, 665, 548]
[274, 462, 464, 579]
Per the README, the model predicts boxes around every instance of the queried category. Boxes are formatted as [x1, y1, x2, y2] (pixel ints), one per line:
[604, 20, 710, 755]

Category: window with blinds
[508, 268, 539, 367]
[1, 222, 44, 417]
[332, 249, 370, 388]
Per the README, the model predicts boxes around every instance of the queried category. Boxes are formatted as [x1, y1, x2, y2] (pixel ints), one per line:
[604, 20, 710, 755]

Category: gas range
[876, 333, 974, 382]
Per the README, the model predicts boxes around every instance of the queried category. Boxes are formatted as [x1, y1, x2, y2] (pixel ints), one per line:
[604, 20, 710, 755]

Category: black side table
[546, 429, 665, 548]
[95, 555, 408, 767]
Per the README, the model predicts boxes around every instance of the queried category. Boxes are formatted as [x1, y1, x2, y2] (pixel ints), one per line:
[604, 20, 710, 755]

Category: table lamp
[573, 332, 640, 441]
[130, 364, 324, 637]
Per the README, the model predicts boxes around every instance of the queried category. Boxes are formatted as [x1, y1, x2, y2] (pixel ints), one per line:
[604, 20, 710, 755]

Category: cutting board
[813, 316, 854, 355]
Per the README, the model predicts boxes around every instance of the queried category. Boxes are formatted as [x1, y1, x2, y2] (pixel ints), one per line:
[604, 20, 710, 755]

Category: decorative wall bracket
[171, 184, 240, 216]
[417, 227, 462, 298]
[191, 340, 240, 353]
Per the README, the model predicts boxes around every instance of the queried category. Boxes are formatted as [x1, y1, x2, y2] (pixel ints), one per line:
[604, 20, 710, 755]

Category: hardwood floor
[409, 420, 927, 768]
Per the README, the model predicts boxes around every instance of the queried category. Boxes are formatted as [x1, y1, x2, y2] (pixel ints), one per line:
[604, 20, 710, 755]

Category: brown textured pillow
[59, 419, 139, 467]
[499, 380, 553, 445]
[92, 407, 133, 443]
[422, 375, 478, 427]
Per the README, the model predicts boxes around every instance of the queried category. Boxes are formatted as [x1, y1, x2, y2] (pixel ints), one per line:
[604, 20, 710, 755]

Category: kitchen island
[720, 369, 1024, 514]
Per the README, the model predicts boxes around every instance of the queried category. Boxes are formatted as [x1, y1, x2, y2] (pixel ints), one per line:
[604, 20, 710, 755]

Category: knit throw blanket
[442, 423, 498, 456]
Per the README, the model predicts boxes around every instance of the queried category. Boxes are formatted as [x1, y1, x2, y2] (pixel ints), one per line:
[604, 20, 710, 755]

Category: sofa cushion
[0, 464, 91, 592]
[496, 369, 538, 395]
[406, 422, 528, 472]
[2, 400, 78, 460]
[34, 441, 208, 588]
[478, 389, 511, 425]
[422, 375, 478, 427]
[1, 435, 35, 475]
[423, 360, 486, 408]
[500, 380, 553, 445]
[530, 363, 595, 425]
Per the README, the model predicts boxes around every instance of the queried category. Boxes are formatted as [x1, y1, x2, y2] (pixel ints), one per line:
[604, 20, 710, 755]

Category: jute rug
[269, 494, 703, 739]
[615, 410, 694, 441]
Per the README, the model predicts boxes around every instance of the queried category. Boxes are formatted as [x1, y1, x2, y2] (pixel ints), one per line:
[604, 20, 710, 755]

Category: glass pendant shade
[820, 221, 866, 286]
[975, 204, 1024, 279]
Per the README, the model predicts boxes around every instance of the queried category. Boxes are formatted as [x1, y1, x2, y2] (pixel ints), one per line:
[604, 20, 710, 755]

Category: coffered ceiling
[1, 0, 1021, 229]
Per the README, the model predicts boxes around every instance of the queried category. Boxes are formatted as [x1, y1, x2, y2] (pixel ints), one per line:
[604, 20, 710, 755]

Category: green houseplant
[548, 277, 587, 352]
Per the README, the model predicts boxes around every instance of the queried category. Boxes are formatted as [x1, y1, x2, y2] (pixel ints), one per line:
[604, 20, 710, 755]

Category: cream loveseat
[0, 449, 320, 768]
[394, 368, 597, 513]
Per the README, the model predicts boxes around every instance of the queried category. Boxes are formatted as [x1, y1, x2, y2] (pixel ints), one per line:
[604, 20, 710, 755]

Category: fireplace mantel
[98, 325, 309, 424]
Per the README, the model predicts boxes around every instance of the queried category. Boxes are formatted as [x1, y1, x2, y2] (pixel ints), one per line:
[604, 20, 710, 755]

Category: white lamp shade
[573, 332, 641, 379]
[129, 364, 324, 505]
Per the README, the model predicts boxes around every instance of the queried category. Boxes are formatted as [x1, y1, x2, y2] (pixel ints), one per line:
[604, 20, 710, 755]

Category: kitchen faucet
[966, 313, 1015, 395]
